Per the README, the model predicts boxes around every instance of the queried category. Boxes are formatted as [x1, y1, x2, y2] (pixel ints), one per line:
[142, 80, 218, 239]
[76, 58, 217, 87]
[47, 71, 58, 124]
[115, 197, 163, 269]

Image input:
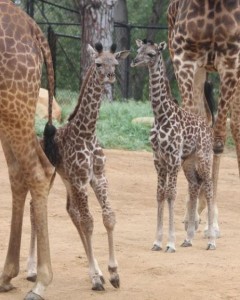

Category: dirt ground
[0, 145, 240, 300]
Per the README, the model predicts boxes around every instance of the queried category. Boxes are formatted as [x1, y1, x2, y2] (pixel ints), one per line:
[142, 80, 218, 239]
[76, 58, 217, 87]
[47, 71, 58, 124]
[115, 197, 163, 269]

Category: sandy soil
[0, 146, 240, 300]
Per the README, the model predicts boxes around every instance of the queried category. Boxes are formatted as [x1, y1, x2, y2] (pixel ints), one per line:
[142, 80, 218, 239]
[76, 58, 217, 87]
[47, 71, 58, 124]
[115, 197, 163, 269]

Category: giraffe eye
[96, 63, 102, 67]
[147, 53, 155, 58]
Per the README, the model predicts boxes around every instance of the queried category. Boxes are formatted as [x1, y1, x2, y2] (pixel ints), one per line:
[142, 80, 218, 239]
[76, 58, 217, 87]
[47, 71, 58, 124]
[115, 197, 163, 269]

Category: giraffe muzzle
[106, 73, 115, 83]
[131, 58, 138, 67]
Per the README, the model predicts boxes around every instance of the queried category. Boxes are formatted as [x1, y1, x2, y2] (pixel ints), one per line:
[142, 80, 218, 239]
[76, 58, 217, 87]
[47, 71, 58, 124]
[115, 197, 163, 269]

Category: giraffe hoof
[206, 243, 216, 250]
[181, 240, 192, 247]
[26, 274, 37, 282]
[213, 139, 224, 154]
[24, 291, 44, 300]
[110, 274, 120, 288]
[165, 246, 176, 253]
[92, 282, 105, 291]
[0, 283, 15, 292]
[152, 244, 162, 251]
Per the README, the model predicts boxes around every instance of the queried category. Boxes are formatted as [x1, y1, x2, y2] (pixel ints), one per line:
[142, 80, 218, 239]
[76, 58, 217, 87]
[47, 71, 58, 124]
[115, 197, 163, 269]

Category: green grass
[96, 100, 153, 151]
[35, 99, 154, 151]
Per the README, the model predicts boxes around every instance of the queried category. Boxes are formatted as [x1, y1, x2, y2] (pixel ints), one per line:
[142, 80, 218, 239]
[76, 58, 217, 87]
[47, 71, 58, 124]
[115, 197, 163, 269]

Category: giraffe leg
[182, 182, 200, 247]
[203, 179, 216, 250]
[0, 137, 54, 300]
[91, 149, 119, 289]
[66, 185, 105, 291]
[203, 154, 220, 238]
[173, 64, 212, 231]
[165, 167, 179, 253]
[209, 70, 238, 238]
[0, 141, 28, 292]
[213, 67, 239, 151]
[182, 158, 201, 247]
[229, 81, 240, 177]
[183, 191, 201, 232]
[27, 170, 56, 283]
[26, 171, 53, 299]
[27, 201, 37, 282]
[152, 158, 167, 251]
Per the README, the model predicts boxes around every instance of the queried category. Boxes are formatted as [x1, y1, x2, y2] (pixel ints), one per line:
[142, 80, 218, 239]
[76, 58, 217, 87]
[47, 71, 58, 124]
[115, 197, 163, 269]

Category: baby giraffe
[131, 39, 216, 252]
[28, 43, 130, 291]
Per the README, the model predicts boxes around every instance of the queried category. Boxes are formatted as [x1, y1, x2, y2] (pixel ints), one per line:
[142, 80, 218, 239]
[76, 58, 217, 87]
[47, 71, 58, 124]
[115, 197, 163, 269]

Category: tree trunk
[79, 0, 117, 76]
[132, 0, 164, 100]
[114, 0, 130, 99]
[76, 0, 117, 101]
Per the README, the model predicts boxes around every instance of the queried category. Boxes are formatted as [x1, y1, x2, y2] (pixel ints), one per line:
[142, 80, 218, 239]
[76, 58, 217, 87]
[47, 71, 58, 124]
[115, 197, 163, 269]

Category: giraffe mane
[68, 64, 95, 121]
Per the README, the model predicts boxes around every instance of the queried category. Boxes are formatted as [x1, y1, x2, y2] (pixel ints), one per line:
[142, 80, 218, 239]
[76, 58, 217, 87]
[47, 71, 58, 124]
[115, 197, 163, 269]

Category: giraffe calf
[131, 39, 216, 252]
[27, 43, 130, 291]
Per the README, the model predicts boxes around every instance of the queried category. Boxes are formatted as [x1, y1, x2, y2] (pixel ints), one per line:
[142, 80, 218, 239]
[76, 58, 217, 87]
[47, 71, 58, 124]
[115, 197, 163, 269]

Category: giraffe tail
[204, 80, 216, 127]
[43, 123, 59, 166]
[34, 22, 59, 166]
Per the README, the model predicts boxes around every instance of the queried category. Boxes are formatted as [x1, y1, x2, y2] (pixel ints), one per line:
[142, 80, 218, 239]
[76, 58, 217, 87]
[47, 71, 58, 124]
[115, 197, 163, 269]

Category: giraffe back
[0, 0, 54, 125]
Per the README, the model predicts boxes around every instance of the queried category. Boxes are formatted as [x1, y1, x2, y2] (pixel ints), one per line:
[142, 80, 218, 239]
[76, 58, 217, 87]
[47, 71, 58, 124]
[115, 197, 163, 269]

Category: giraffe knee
[102, 211, 116, 230]
[81, 215, 94, 235]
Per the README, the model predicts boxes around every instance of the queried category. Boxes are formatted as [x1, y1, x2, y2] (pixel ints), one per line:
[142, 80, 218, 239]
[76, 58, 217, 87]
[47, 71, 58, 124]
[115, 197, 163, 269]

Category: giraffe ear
[87, 44, 97, 58]
[158, 42, 167, 51]
[136, 39, 143, 47]
[115, 50, 130, 60]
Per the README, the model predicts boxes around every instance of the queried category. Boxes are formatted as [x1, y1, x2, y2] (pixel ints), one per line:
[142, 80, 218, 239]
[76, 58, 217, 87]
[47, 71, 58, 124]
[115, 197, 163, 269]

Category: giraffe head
[131, 39, 167, 68]
[87, 42, 130, 84]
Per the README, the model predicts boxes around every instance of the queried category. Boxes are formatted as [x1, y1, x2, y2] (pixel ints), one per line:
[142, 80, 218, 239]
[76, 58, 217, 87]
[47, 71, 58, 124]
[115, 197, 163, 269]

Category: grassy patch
[35, 99, 154, 151]
[96, 100, 153, 151]
[35, 98, 235, 152]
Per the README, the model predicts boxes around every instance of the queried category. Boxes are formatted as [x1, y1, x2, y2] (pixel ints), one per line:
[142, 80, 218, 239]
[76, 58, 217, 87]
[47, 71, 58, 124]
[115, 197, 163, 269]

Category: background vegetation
[16, 0, 232, 151]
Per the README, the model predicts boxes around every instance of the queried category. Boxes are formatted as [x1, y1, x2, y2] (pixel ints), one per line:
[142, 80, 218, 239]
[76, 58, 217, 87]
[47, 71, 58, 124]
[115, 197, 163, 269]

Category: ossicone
[110, 43, 117, 53]
[95, 42, 103, 53]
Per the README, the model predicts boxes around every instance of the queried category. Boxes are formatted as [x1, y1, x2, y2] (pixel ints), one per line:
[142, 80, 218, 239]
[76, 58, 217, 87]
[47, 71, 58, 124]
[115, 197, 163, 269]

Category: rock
[36, 88, 62, 122]
[131, 117, 154, 126]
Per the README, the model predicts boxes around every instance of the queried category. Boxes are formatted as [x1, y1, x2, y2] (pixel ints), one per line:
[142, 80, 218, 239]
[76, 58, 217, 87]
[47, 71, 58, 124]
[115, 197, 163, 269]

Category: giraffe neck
[148, 53, 174, 121]
[69, 65, 104, 138]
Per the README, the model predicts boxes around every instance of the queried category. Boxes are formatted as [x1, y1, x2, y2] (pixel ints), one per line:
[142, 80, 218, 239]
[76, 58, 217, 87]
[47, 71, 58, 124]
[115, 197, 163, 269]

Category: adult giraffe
[0, 1, 57, 299]
[168, 0, 240, 237]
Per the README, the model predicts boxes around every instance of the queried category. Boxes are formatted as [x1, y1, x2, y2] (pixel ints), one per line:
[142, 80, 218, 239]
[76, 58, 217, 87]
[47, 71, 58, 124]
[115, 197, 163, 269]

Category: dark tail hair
[43, 123, 59, 166]
[204, 80, 216, 127]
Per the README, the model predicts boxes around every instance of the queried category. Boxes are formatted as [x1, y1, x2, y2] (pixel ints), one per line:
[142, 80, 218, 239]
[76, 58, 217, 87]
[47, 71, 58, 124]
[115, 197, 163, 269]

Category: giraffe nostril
[131, 59, 138, 66]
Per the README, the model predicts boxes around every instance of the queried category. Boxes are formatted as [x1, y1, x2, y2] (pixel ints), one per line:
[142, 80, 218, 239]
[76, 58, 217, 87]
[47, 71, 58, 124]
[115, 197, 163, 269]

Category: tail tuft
[43, 122, 59, 166]
[204, 80, 216, 127]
